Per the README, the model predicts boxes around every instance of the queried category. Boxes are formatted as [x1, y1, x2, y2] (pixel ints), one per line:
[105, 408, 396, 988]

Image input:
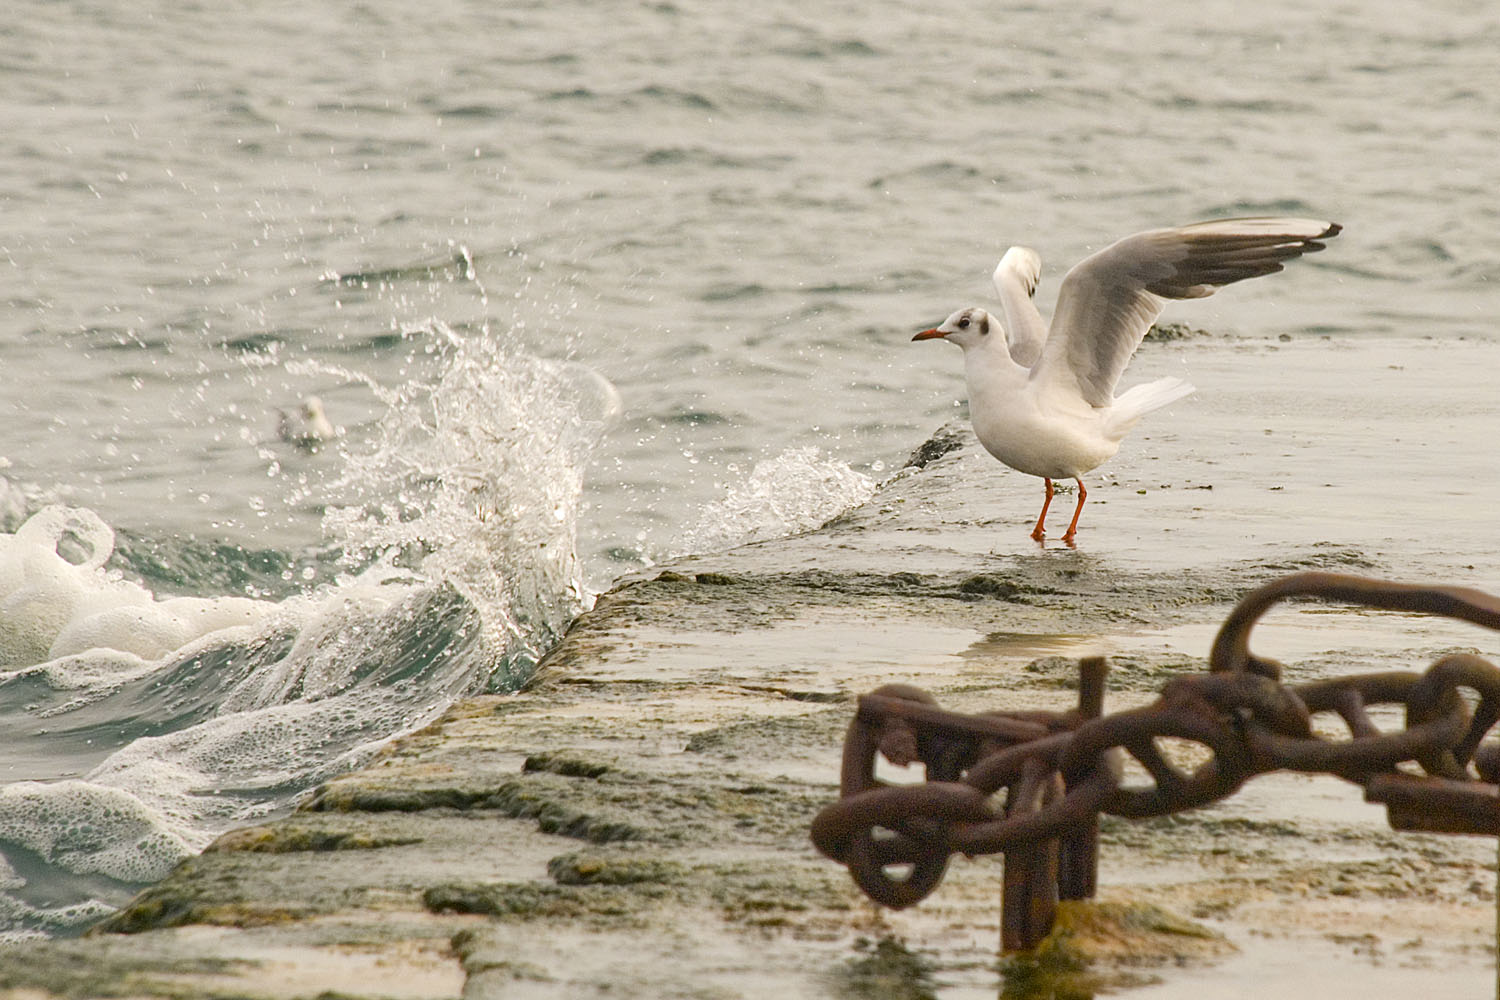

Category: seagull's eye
[957, 317, 970, 329]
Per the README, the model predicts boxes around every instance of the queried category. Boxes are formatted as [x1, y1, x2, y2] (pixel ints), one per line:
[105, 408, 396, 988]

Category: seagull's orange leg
[1030, 478, 1054, 541]
[1060, 478, 1088, 545]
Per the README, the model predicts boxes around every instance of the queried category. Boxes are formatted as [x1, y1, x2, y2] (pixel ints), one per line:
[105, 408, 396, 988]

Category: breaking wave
[0, 321, 617, 940]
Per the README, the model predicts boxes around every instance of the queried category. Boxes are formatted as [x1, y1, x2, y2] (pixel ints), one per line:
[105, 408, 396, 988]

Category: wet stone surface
[1, 412, 1497, 998]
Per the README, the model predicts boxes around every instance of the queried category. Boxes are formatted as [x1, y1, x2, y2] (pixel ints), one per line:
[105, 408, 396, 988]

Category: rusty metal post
[1000, 771, 1062, 952]
[1001, 832, 1059, 952]
[1058, 657, 1106, 900]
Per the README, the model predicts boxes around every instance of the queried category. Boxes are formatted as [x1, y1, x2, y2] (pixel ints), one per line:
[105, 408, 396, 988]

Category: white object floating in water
[277, 395, 338, 450]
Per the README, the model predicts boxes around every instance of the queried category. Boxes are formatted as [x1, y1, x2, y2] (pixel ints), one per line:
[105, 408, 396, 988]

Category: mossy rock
[522, 752, 612, 779]
[422, 881, 667, 923]
[546, 852, 682, 886]
[93, 887, 312, 934]
[207, 825, 420, 853]
[999, 899, 1232, 996]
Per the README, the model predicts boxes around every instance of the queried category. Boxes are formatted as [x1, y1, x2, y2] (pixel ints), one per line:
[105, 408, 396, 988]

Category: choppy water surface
[1, 0, 1498, 939]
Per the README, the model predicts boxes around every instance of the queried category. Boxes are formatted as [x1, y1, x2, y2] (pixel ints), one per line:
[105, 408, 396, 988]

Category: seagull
[914, 217, 1341, 545]
[277, 395, 337, 451]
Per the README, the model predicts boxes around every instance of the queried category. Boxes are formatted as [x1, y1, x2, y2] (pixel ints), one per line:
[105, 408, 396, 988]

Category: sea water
[1, 0, 1497, 939]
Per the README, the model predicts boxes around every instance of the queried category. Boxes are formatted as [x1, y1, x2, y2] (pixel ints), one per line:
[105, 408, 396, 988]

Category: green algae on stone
[423, 856, 854, 938]
[207, 824, 421, 854]
[482, 781, 644, 843]
[87, 853, 331, 935]
[451, 927, 555, 984]
[304, 781, 506, 813]
[546, 852, 683, 886]
[305, 774, 645, 843]
[94, 890, 312, 934]
[998, 899, 1231, 998]
[1143, 321, 1212, 342]
[694, 571, 740, 585]
[422, 881, 666, 924]
[0, 938, 239, 1000]
[522, 751, 613, 779]
[838, 937, 939, 1000]
[957, 575, 1028, 601]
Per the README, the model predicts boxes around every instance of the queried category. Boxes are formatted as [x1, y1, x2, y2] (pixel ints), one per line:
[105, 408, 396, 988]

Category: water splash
[320, 320, 620, 688]
[678, 446, 875, 555]
[0, 320, 621, 939]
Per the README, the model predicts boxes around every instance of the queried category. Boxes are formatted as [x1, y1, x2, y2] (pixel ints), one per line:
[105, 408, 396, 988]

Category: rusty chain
[811, 572, 1500, 946]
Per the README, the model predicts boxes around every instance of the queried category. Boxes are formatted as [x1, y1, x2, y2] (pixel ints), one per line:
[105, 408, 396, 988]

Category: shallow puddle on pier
[1129, 605, 1500, 666]
[1126, 928, 1496, 1000]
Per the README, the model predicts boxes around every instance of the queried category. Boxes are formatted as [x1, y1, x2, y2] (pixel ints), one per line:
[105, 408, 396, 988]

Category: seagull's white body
[915, 216, 1341, 544]
[959, 325, 1193, 482]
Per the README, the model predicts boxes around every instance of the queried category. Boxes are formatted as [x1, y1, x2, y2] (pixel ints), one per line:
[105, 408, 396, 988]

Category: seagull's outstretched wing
[1033, 217, 1341, 407]
[992, 246, 1047, 367]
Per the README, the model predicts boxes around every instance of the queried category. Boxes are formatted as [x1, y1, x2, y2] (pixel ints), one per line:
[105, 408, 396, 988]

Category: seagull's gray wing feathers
[1033, 217, 1341, 406]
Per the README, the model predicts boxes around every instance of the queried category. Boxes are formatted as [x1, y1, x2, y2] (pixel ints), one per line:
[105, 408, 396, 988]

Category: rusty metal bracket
[811, 571, 1500, 951]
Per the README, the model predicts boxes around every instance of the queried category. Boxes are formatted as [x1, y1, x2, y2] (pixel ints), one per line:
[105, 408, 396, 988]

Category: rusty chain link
[811, 572, 1500, 948]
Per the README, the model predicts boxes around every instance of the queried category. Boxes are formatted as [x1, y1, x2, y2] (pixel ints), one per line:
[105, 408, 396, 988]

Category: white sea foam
[678, 447, 876, 555]
[0, 506, 280, 669]
[0, 897, 115, 945]
[87, 688, 420, 840]
[0, 780, 165, 941]
[0, 855, 21, 891]
[0, 781, 193, 883]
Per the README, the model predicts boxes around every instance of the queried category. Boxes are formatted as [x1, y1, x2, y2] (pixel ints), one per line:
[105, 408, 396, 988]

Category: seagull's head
[912, 307, 996, 350]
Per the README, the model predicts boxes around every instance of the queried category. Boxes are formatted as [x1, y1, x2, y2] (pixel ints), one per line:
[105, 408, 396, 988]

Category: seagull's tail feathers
[1106, 377, 1195, 437]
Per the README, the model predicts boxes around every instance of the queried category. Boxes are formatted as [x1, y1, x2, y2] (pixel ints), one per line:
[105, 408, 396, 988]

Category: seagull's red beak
[912, 328, 946, 341]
